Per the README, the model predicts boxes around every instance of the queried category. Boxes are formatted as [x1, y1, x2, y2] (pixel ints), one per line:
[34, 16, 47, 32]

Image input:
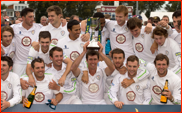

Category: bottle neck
[164, 81, 168, 89]
[30, 87, 37, 95]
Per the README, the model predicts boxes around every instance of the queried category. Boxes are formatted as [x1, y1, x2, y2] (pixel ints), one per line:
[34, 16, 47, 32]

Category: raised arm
[71, 41, 90, 77]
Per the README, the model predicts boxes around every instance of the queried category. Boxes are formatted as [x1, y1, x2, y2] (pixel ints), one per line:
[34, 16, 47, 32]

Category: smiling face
[112, 53, 125, 69]
[2, 31, 13, 47]
[1, 61, 12, 76]
[68, 24, 81, 39]
[50, 50, 63, 67]
[32, 62, 45, 80]
[130, 26, 141, 38]
[87, 55, 99, 70]
[126, 60, 139, 78]
[115, 12, 128, 26]
[48, 11, 61, 27]
[155, 59, 168, 77]
[154, 35, 166, 46]
[39, 37, 51, 53]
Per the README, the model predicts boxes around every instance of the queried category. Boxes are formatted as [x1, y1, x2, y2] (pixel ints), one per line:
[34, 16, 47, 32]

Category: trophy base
[87, 46, 100, 50]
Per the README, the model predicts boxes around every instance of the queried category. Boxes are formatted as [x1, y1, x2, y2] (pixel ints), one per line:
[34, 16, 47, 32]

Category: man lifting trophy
[86, 18, 102, 50]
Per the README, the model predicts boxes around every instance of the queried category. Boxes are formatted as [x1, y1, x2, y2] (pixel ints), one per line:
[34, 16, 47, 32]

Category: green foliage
[165, 1, 181, 12]
[19, 1, 25, 4]
[1, 4, 7, 10]
[27, 1, 101, 23]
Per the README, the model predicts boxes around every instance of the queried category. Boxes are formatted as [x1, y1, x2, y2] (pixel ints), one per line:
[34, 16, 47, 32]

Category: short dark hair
[1, 26, 14, 38]
[127, 17, 142, 30]
[67, 20, 80, 30]
[127, 55, 139, 65]
[93, 12, 105, 18]
[47, 5, 62, 15]
[111, 48, 125, 58]
[21, 8, 34, 17]
[49, 47, 63, 57]
[31, 58, 45, 69]
[1, 56, 13, 67]
[172, 10, 181, 18]
[39, 31, 51, 41]
[86, 50, 99, 60]
[152, 26, 168, 39]
[154, 53, 169, 66]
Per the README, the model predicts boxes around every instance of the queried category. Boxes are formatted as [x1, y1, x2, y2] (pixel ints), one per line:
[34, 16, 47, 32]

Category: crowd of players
[1, 5, 181, 111]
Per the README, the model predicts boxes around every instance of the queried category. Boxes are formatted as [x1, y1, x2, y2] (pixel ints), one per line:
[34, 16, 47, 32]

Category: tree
[27, 1, 101, 22]
[19, 1, 25, 4]
[1, 4, 7, 10]
[165, 1, 181, 12]
[103, 1, 114, 5]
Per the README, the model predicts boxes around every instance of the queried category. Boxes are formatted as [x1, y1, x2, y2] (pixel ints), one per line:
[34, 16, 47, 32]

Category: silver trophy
[87, 18, 100, 49]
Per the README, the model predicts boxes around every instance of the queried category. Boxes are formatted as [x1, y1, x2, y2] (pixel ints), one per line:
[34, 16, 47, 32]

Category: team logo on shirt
[116, 34, 126, 44]
[51, 38, 58, 45]
[165, 50, 169, 55]
[152, 85, 162, 95]
[61, 30, 65, 36]
[124, 27, 129, 32]
[80, 43, 84, 48]
[70, 51, 80, 61]
[135, 85, 140, 91]
[22, 36, 31, 46]
[35, 92, 45, 102]
[141, 34, 144, 38]
[8, 83, 12, 89]
[89, 83, 99, 93]
[126, 91, 136, 101]
[96, 75, 100, 80]
[135, 43, 144, 52]
[9, 51, 15, 59]
[31, 30, 35, 35]
[1, 91, 8, 100]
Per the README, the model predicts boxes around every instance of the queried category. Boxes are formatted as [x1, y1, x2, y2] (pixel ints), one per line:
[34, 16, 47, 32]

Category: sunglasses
[153, 21, 158, 23]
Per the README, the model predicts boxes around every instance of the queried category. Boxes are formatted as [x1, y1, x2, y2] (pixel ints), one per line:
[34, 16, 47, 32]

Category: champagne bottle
[160, 80, 168, 103]
[25, 86, 37, 109]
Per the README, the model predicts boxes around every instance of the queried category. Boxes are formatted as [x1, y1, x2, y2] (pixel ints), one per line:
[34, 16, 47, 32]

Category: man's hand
[162, 89, 173, 101]
[150, 41, 158, 54]
[121, 78, 135, 88]
[114, 101, 124, 109]
[28, 75, 36, 87]
[83, 41, 90, 53]
[118, 66, 127, 75]
[20, 79, 30, 90]
[144, 23, 152, 34]
[1, 47, 5, 56]
[1, 99, 10, 111]
[82, 71, 89, 84]
[61, 18, 67, 27]
[51, 99, 58, 106]
[81, 33, 90, 42]
[58, 76, 66, 87]
[31, 41, 39, 51]
[46, 62, 52, 68]
[49, 79, 59, 91]
[22, 98, 28, 107]
[158, 20, 169, 29]
[97, 42, 103, 53]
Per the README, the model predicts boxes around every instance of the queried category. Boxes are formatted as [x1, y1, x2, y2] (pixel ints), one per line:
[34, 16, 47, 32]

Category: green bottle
[25, 86, 37, 109]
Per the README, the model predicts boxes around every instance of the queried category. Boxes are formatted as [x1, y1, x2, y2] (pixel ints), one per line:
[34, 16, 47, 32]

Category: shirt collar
[51, 62, 66, 72]
[48, 22, 64, 30]
[67, 34, 81, 42]
[32, 73, 48, 83]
